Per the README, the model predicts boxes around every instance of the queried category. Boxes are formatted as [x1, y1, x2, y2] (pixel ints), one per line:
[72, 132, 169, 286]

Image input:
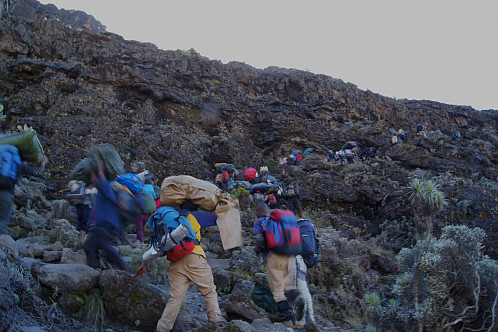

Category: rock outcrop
[0, 1, 496, 331]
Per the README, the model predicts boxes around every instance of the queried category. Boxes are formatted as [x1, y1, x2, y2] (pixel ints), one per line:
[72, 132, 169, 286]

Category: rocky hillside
[0, 1, 497, 331]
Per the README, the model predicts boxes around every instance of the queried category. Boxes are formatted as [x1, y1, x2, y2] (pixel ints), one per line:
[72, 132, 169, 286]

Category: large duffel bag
[250, 182, 280, 195]
[69, 144, 125, 184]
[160, 175, 242, 250]
[215, 163, 236, 174]
[0, 127, 45, 162]
[234, 180, 251, 189]
[249, 182, 270, 194]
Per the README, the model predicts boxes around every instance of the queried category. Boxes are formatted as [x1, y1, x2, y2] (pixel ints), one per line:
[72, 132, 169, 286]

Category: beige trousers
[266, 252, 297, 303]
[156, 253, 221, 332]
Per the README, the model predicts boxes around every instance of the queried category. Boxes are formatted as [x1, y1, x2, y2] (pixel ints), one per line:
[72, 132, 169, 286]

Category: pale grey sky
[40, 0, 498, 111]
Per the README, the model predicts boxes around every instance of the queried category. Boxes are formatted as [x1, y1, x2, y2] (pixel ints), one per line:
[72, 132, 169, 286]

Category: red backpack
[268, 193, 277, 205]
[244, 168, 257, 181]
[221, 171, 230, 182]
[262, 210, 302, 256]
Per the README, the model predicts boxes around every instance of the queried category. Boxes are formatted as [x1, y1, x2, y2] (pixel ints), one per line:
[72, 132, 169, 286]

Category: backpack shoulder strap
[111, 181, 134, 196]
[261, 215, 272, 227]
[175, 214, 199, 244]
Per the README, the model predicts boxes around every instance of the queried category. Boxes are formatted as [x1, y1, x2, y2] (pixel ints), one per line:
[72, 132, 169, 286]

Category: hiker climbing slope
[135, 171, 158, 243]
[83, 164, 134, 273]
[136, 200, 222, 332]
[286, 182, 303, 217]
[67, 180, 97, 245]
[253, 203, 300, 327]
[0, 145, 47, 234]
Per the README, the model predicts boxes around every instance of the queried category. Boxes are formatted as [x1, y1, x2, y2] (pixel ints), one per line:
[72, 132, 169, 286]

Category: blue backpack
[262, 210, 302, 256]
[114, 173, 149, 218]
[297, 219, 320, 268]
[116, 173, 144, 193]
[148, 206, 199, 261]
[0, 145, 22, 190]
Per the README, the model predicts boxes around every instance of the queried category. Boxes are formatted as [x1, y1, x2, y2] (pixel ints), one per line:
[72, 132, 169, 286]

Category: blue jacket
[93, 174, 124, 235]
[179, 209, 217, 228]
[191, 210, 217, 228]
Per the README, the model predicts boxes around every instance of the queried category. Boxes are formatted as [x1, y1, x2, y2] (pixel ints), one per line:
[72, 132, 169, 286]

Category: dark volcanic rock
[1, 1, 496, 256]
[37, 263, 100, 293]
[0, 2, 497, 331]
[99, 270, 166, 331]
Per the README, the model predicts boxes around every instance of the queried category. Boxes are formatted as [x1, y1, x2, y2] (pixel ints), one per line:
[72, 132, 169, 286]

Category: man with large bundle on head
[135, 200, 222, 331]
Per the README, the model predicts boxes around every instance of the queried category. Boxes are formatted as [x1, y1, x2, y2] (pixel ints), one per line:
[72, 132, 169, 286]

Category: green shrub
[364, 292, 382, 325]
[262, 156, 278, 173]
[307, 227, 394, 327]
[377, 217, 416, 253]
[393, 225, 498, 331]
[78, 289, 106, 330]
[0, 259, 70, 330]
[234, 187, 251, 210]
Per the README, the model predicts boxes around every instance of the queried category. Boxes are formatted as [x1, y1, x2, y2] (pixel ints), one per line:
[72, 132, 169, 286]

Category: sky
[39, 0, 498, 111]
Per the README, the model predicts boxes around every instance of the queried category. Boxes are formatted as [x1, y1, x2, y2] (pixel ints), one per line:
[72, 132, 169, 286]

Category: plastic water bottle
[162, 224, 190, 252]
[142, 224, 190, 263]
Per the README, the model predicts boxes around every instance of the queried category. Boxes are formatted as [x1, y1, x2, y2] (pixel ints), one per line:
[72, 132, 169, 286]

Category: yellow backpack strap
[185, 214, 201, 241]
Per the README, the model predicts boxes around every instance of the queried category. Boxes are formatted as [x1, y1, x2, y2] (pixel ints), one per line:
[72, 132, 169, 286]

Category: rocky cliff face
[1, 0, 496, 242]
[1, 0, 496, 247]
[1, 0, 106, 30]
[0, 2, 497, 331]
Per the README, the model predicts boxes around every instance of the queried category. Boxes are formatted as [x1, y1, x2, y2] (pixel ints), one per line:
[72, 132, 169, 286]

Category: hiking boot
[276, 300, 295, 323]
[294, 295, 305, 322]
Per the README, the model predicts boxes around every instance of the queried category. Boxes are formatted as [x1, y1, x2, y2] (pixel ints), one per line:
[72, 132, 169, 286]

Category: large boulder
[220, 279, 267, 322]
[15, 238, 34, 258]
[385, 143, 433, 168]
[46, 219, 79, 248]
[98, 270, 166, 331]
[230, 246, 262, 275]
[15, 236, 50, 258]
[10, 0, 37, 20]
[41, 250, 62, 263]
[0, 234, 18, 257]
[212, 268, 232, 295]
[50, 199, 77, 221]
[37, 263, 100, 293]
[60, 248, 86, 264]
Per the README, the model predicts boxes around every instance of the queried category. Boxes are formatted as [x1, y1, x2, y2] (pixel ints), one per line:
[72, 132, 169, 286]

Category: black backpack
[297, 219, 320, 268]
[67, 181, 86, 206]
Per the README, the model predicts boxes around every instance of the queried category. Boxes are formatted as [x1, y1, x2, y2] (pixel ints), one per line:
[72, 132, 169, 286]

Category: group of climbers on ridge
[0, 117, 472, 331]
